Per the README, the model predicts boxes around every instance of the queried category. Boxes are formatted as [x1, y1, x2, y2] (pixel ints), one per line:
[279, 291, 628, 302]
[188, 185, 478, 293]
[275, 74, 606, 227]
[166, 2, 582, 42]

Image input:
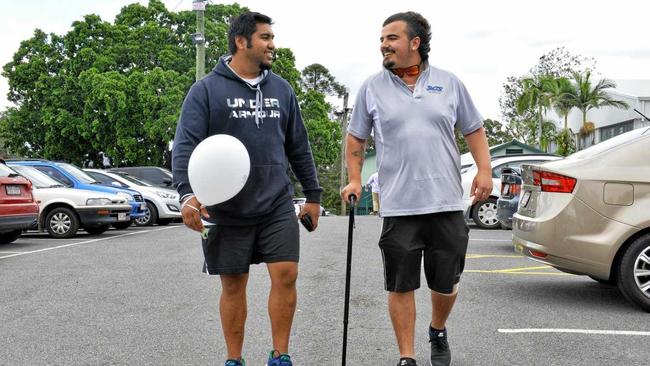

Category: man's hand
[341, 182, 362, 204]
[471, 170, 493, 204]
[299, 202, 321, 231]
[181, 196, 210, 233]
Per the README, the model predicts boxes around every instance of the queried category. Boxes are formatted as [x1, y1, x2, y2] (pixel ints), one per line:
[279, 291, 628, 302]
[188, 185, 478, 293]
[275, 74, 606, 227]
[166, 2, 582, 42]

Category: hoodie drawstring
[254, 84, 263, 128]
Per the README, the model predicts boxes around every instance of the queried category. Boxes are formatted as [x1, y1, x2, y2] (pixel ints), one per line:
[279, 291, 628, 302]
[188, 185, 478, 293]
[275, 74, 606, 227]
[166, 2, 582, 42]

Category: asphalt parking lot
[1, 216, 648, 365]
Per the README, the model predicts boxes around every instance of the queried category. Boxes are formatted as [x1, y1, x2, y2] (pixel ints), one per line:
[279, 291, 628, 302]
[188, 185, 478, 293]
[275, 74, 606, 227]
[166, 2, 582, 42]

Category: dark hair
[228, 12, 273, 55]
[382, 12, 431, 62]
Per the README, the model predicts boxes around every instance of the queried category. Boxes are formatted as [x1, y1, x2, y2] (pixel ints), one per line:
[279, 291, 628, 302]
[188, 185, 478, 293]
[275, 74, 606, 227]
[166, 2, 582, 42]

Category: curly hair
[383, 12, 431, 62]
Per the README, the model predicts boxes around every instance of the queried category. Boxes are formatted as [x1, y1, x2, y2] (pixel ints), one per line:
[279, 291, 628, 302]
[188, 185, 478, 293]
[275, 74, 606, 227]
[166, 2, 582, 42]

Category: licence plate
[118, 212, 128, 221]
[5, 185, 21, 195]
[520, 191, 531, 208]
[140, 203, 147, 210]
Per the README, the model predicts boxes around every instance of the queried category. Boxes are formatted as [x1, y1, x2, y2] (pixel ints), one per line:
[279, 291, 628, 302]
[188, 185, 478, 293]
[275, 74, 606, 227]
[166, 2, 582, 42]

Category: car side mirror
[163, 177, 172, 186]
[111, 181, 122, 187]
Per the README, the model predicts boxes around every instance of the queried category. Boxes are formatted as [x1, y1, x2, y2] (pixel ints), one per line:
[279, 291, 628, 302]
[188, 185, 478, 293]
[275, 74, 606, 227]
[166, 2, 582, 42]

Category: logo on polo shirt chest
[426, 85, 444, 94]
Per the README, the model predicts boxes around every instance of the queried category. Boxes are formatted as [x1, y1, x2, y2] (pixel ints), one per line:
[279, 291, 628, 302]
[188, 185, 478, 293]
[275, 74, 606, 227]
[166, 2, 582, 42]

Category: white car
[461, 154, 561, 229]
[85, 169, 181, 226]
[11, 165, 132, 238]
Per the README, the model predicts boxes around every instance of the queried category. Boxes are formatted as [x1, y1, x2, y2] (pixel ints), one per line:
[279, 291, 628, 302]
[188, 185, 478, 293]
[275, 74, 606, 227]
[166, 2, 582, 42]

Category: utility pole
[339, 91, 350, 214]
[192, 0, 207, 81]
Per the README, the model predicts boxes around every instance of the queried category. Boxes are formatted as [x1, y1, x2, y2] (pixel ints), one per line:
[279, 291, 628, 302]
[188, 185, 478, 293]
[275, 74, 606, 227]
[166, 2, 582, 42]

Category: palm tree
[516, 74, 556, 149]
[548, 77, 577, 155]
[568, 71, 629, 148]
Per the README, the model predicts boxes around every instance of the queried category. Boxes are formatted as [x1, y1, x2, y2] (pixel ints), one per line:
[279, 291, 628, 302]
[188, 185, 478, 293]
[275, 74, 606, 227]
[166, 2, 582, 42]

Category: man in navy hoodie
[172, 12, 321, 366]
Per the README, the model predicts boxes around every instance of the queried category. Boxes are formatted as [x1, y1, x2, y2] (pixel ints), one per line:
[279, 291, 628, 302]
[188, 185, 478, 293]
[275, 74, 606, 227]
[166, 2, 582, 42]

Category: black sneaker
[397, 357, 417, 366]
[429, 327, 451, 366]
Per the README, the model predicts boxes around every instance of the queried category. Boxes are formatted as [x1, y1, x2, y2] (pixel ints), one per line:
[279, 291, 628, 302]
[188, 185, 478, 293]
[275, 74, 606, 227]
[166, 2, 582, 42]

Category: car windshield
[58, 163, 100, 184]
[115, 172, 152, 187]
[11, 165, 64, 188]
[569, 127, 650, 159]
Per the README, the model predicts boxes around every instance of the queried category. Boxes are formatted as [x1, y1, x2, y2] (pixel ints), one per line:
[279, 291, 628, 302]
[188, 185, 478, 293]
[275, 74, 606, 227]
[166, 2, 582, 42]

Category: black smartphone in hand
[299, 214, 315, 232]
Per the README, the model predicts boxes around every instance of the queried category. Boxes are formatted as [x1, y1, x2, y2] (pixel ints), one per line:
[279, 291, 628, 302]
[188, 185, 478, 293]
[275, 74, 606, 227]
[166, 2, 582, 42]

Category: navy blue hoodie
[172, 56, 321, 225]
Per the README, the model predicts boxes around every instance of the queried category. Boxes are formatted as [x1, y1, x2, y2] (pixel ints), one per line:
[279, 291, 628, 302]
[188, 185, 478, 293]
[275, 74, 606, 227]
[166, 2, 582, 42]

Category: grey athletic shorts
[201, 211, 299, 275]
[378, 211, 469, 294]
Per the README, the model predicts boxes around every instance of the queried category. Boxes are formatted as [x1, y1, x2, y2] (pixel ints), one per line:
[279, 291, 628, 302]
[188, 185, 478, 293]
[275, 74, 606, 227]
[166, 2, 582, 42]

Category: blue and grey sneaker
[225, 358, 245, 366]
[429, 327, 451, 366]
[266, 350, 292, 366]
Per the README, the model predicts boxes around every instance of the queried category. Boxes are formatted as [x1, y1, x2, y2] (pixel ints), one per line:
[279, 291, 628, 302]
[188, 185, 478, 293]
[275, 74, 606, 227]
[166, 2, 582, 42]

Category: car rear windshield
[11, 165, 64, 188]
[58, 163, 100, 184]
[0, 164, 17, 177]
[569, 127, 649, 159]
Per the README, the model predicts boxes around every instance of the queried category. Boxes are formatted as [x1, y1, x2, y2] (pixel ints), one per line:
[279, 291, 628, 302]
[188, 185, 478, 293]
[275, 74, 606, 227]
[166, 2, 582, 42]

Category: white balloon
[188, 134, 250, 206]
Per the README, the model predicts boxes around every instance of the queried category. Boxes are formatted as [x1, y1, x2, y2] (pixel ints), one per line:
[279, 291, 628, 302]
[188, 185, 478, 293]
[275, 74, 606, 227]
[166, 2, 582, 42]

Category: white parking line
[0, 251, 23, 254]
[0, 226, 181, 260]
[498, 328, 650, 336]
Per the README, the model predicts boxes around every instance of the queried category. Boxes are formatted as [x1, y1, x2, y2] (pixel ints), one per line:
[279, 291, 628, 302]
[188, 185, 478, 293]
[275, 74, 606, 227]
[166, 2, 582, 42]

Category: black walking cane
[342, 194, 356, 366]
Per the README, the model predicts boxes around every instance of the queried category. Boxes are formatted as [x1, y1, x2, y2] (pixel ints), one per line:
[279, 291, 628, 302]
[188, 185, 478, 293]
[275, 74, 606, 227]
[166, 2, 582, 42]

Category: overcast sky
[1, 0, 650, 120]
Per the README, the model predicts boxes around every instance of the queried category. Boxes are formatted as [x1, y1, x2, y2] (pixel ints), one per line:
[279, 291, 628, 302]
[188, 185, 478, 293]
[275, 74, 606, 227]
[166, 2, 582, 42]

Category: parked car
[0, 163, 39, 243]
[513, 127, 650, 311]
[496, 167, 523, 230]
[461, 154, 561, 229]
[84, 169, 181, 226]
[292, 197, 328, 216]
[11, 165, 132, 238]
[109, 166, 172, 188]
[7, 160, 146, 229]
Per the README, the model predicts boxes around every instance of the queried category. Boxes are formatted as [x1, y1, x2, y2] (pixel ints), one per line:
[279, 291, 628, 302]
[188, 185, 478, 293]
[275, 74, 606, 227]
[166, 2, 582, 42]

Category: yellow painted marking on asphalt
[465, 254, 523, 259]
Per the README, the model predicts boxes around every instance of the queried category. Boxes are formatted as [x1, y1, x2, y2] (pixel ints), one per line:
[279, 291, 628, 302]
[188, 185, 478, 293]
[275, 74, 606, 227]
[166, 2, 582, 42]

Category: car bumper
[77, 205, 132, 226]
[0, 213, 39, 232]
[496, 198, 518, 229]
[156, 198, 182, 219]
[512, 196, 636, 279]
[129, 201, 147, 219]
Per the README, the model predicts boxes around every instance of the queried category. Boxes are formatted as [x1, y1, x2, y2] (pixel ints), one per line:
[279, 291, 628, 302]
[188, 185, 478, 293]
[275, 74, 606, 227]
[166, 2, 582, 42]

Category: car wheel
[0, 230, 23, 244]
[45, 207, 79, 239]
[85, 225, 110, 235]
[135, 201, 158, 227]
[471, 197, 500, 229]
[617, 233, 650, 312]
[112, 220, 133, 230]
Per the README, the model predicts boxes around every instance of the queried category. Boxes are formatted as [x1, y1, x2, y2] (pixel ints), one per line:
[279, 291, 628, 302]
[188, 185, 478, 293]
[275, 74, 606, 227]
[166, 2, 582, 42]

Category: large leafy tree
[455, 119, 513, 154]
[1, 0, 245, 166]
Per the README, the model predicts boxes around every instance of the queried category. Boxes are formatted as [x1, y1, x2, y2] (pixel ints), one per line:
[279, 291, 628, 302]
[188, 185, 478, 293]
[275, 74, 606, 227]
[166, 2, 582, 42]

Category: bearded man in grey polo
[341, 11, 493, 366]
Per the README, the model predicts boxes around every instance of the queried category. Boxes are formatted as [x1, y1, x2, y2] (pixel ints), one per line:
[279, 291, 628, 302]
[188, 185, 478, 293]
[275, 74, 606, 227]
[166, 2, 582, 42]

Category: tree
[500, 47, 595, 150]
[567, 71, 629, 149]
[1, 0, 245, 166]
[516, 74, 556, 149]
[301, 63, 346, 97]
[547, 77, 577, 156]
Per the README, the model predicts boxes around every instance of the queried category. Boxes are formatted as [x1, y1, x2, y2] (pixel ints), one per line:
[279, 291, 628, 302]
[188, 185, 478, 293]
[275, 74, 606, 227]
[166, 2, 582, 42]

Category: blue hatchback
[7, 160, 147, 222]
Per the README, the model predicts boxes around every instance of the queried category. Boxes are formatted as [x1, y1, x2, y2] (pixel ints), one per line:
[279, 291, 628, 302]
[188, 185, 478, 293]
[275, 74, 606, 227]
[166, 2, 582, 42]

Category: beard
[383, 59, 395, 69]
[260, 60, 272, 70]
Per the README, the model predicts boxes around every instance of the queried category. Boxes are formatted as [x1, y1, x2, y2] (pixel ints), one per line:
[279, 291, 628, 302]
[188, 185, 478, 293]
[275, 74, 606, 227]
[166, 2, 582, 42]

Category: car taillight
[533, 170, 576, 193]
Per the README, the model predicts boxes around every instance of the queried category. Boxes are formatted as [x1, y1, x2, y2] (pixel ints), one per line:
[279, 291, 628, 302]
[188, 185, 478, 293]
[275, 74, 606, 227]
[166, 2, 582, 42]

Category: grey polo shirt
[348, 65, 483, 217]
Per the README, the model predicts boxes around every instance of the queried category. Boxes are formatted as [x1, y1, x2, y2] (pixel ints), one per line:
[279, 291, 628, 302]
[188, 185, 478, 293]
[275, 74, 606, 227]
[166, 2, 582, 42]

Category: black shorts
[378, 211, 469, 294]
[201, 211, 299, 275]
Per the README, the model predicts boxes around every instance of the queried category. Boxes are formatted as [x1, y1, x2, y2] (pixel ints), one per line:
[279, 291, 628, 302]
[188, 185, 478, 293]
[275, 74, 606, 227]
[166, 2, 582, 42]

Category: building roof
[613, 80, 650, 98]
[461, 139, 543, 165]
